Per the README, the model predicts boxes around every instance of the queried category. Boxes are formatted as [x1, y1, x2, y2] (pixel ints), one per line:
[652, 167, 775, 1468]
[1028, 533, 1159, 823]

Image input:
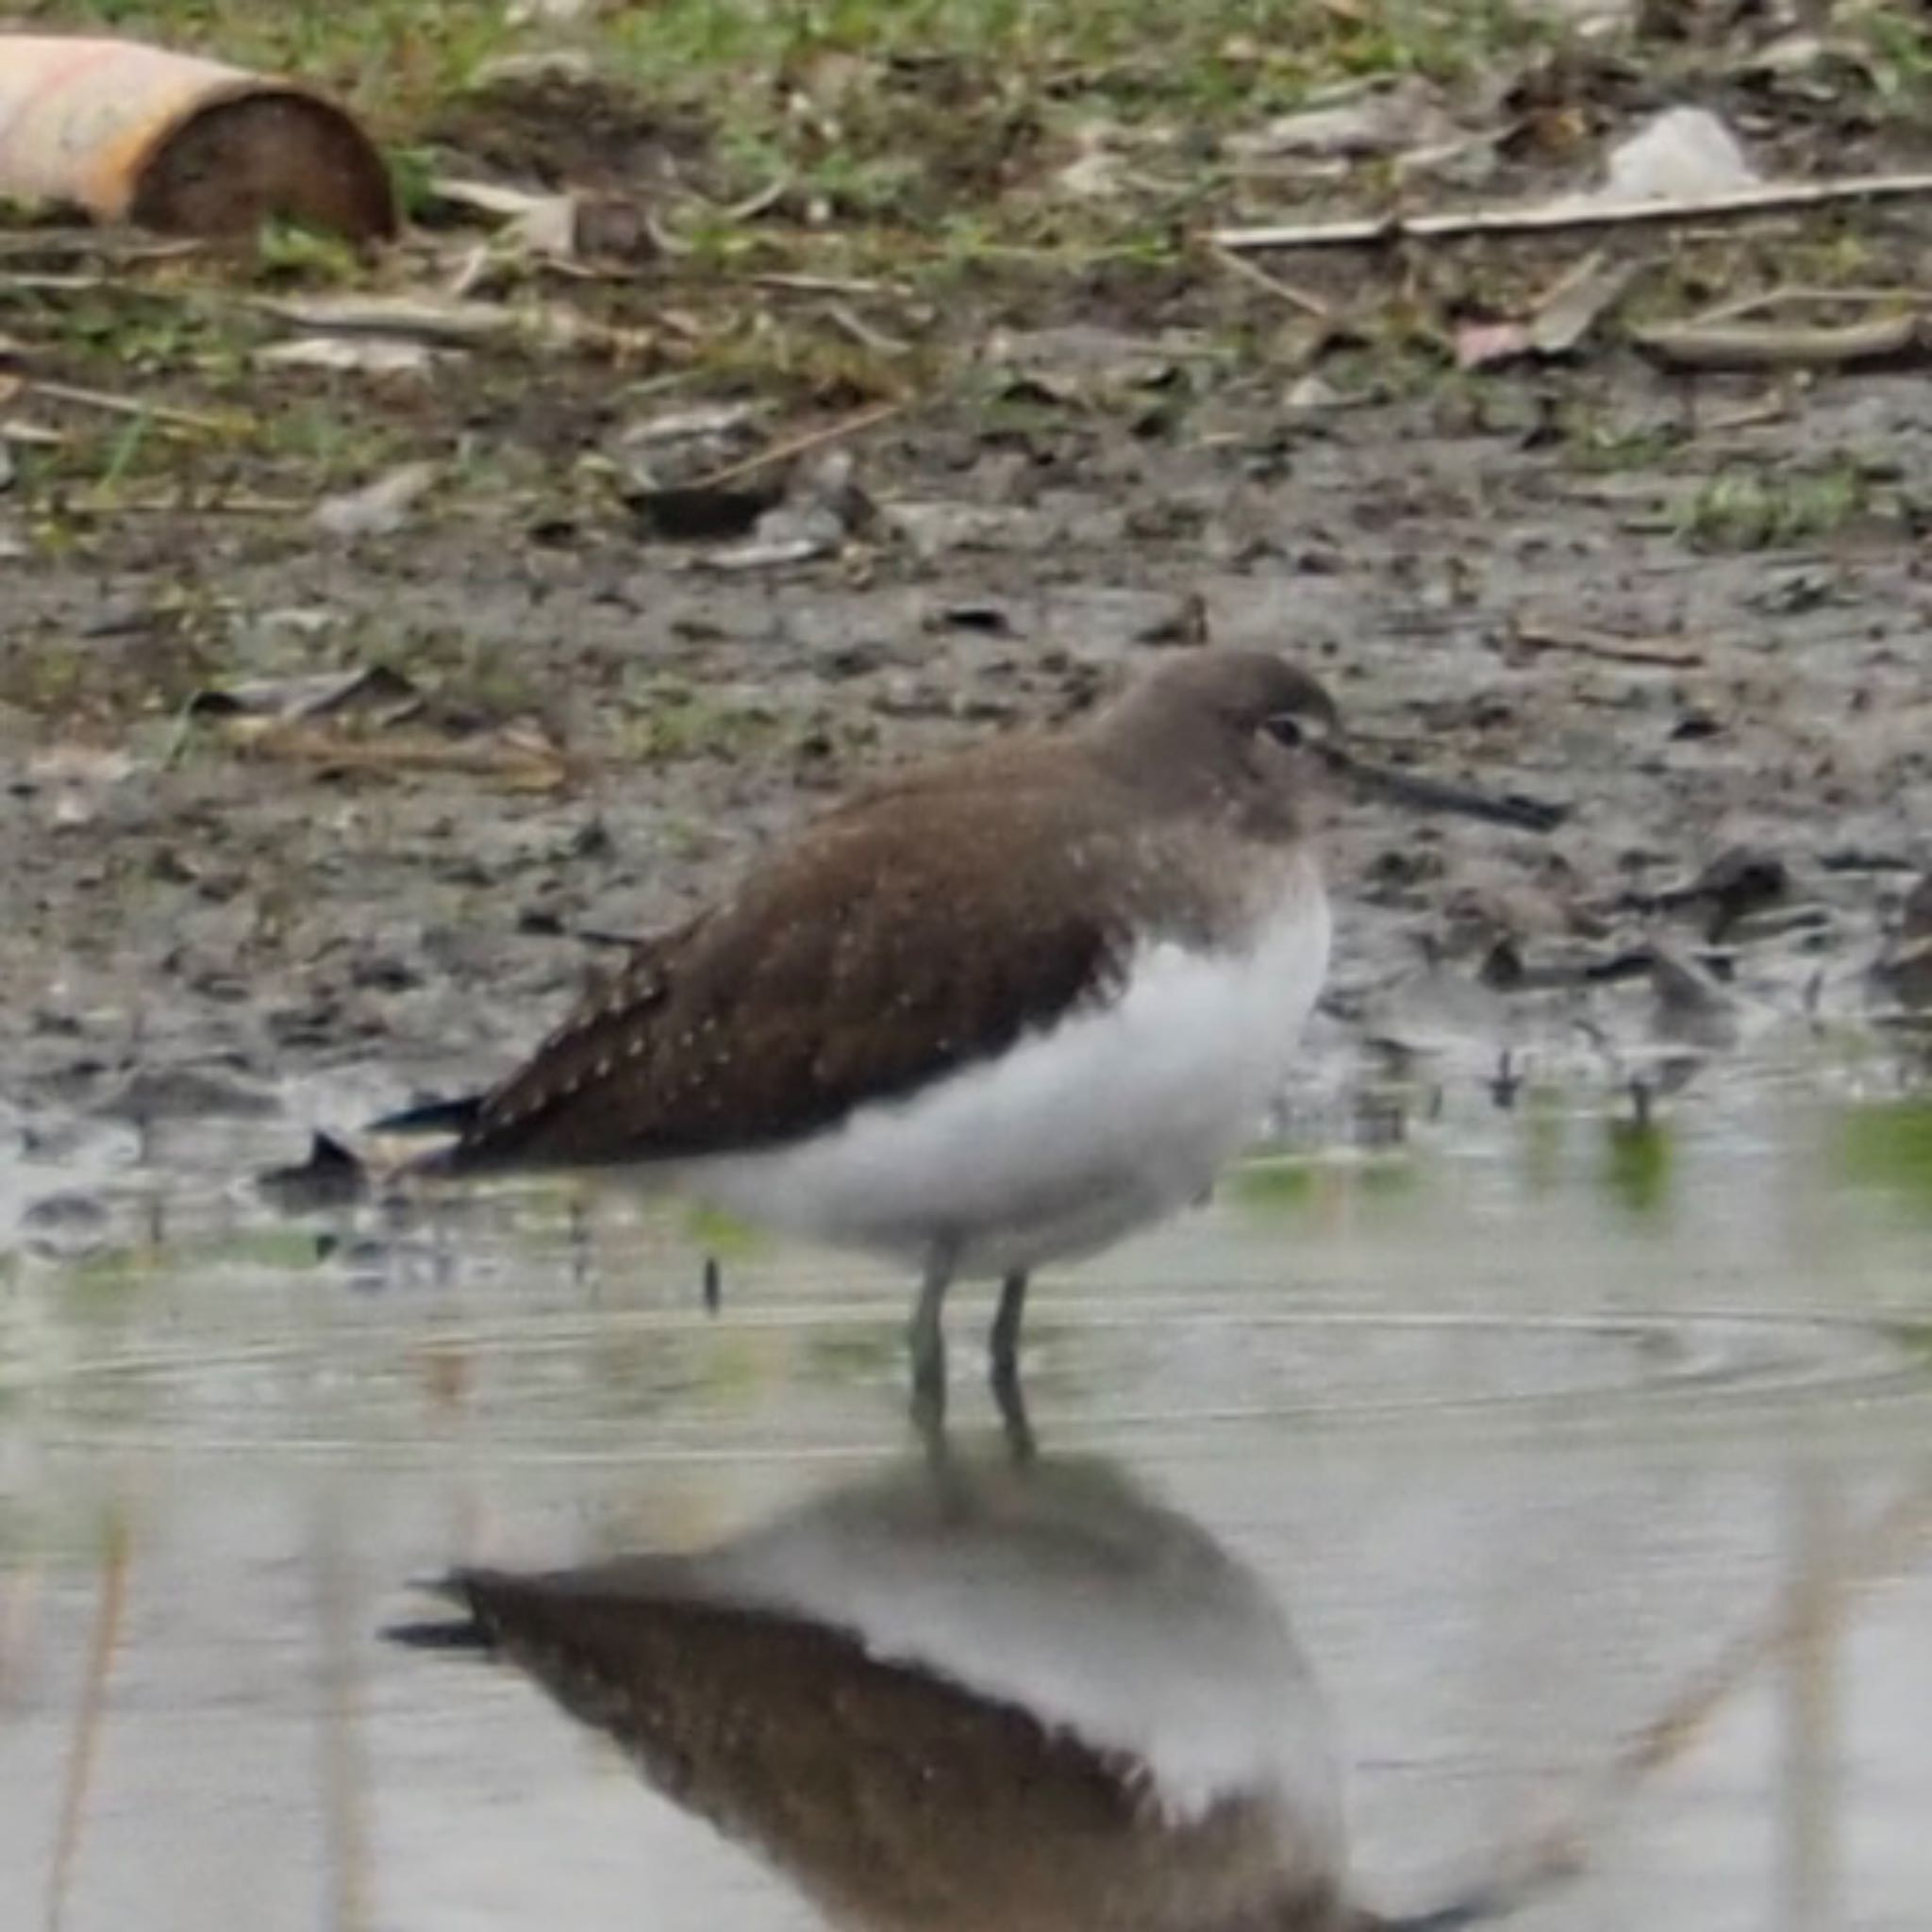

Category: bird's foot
[989, 1271, 1035, 1462]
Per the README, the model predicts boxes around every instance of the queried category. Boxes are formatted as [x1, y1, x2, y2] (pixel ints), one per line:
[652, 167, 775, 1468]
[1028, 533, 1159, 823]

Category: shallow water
[3, 1056, 1930, 1932]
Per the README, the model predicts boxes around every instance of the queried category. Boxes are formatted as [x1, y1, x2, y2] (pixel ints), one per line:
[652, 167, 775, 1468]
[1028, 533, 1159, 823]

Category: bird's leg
[990, 1269, 1028, 1376]
[988, 1270, 1035, 1461]
[909, 1244, 956, 1446]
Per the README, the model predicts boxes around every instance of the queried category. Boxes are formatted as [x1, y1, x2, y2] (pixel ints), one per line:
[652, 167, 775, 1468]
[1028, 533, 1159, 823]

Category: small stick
[1508, 620, 1705, 669]
[255, 293, 652, 358]
[822, 301, 910, 358]
[0, 1565, 38, 1706]
[314, 1507, 375, 1932]
[0, 273, 111, 292]
[1212, 168, 1932, 252]
[27, 378, 242, 436]
[1447, 1476, 1932, 1918]
[69, 491, 308, 517]
[1697, 396, 1794, 434]
[687, 399, 904, 491]
[722, 175, 794, 223]
[1209, 243, 1333, 319]
[1632, 313, 1931, 372]
[1620, 1482, 1931, 1790]
[0, 232, 202, 263]
[229, 724, 571, 787]
[754, 272, 904, 297]
[44, 1511, 130, 1932]
[1676, 283, 1926, 328]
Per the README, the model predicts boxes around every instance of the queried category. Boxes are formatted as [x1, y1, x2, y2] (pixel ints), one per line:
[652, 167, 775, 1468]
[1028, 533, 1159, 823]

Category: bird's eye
[1263, 711, 1307, 749]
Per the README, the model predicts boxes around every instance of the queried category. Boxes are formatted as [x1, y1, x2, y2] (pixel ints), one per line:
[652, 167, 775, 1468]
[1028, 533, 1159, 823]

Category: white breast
[681, 865, 1330, 1278]
[698, 1459, 1341, 1836]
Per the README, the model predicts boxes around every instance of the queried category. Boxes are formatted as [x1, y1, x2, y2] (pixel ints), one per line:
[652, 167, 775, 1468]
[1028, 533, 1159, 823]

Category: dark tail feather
[255, 1131, 368, 1210]
[367, 1093, 485, 1138]
[386, 1611, 494, 1652]
[1360, 1904, 1505, 1931]
[253, 1093, 478, 1207]
[1355, 1864, 1570, 1930]
[384, 1574, 492, 1653]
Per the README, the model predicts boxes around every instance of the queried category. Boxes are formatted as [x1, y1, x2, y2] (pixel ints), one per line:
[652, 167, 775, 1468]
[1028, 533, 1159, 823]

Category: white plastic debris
[1598, 107, 1758, 207]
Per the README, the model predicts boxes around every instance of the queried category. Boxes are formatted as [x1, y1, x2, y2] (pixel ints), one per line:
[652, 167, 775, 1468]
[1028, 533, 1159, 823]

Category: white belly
[679, 880, 1330, 1278]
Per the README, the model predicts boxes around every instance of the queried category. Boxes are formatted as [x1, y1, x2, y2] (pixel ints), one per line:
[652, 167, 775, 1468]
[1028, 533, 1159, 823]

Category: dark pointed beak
[1322, 744, 1566, 833]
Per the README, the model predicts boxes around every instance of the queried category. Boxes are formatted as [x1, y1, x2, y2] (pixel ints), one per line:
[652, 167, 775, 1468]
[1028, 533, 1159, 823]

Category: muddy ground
[4, 60, 1932, 1158]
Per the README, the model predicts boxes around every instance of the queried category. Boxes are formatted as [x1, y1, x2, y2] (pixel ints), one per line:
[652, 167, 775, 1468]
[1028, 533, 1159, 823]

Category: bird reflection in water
[393, 1448, 1509, 1932]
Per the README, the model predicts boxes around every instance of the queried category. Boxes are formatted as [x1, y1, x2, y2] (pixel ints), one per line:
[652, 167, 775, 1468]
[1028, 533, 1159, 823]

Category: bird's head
[1096, 649, 1564, 840]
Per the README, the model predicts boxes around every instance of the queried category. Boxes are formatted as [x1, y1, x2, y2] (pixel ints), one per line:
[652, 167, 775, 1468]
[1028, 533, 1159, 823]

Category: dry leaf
[312, 461, 439, 539]
[1530, 254, 1641, 355]
[259, 292, 647, 356]
[432, 175, 582, 258]
[1227, 76, 1456, 162]
[258, 335, 446, 375]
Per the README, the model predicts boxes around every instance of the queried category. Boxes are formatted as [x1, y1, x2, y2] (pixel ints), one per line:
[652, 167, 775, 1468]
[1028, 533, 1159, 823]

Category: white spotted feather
[675, 861, 1329, 1276]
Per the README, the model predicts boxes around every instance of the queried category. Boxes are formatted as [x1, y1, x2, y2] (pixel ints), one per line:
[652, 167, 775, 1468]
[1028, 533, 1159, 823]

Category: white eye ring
[1264, 711, 1307, 750]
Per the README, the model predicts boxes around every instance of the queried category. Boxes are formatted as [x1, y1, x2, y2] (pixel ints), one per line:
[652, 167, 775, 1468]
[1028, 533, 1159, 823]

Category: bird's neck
[1084, 714, 1316, 849]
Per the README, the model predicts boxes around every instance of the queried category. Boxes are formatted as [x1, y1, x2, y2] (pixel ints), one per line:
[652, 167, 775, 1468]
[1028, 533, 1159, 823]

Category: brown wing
[400, 1559, 1341, 1932]
[437, 777, 1143, 1172]
[403, 1568, 1294, 1932]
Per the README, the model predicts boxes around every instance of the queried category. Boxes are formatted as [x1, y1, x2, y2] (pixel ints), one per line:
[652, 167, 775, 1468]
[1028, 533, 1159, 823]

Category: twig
[1459, 1476, 1932, 1915]
[754, 272, 904, 298]
[443, 241, 493, 300]
[0, 231, 202, 263]
[1508, 619, 1705, 669]
[1674, 283, 1925, 329]
[642, 212, 695, 259]
[1698, 396, 1795, 435]
[70, 491, 308, 517]
[1209, 243, 1333, 320]
[313, 1504, 374, 1932]
[0, 274, 109, 292]
[1213, 168, 1932, 252]
[688, 399, 904, 491]
[640, 178, 793, 254]
[1633, 312, 1932, 372]
[0, 1564, 39, 1706]
[426, 175, 563, 220]
[822, 302, 910, 357]
[26, 379, 242, 436]
[255, 293, 652, 358]
[229, 723, 572, 789]
[44, 1510, 130, 1932]
[722, 175, 794, 223]
[1617, 1480, 1930, 1789]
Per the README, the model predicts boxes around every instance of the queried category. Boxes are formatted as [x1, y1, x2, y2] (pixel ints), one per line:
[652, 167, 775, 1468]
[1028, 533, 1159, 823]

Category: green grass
[1841, 1097, 1932, 1222]
[17, 0, 1930, 291]
[1678, 459, 1877, 553]
[10, 0, 1932, 593]
[25, 0, 1932, 206]
[606, 0, 1547, 114]
[20, 0, 1560, 210]
[591, 0, 1562, 245]
[620, 678, 789, 767]
[18, 0, 519, 122]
